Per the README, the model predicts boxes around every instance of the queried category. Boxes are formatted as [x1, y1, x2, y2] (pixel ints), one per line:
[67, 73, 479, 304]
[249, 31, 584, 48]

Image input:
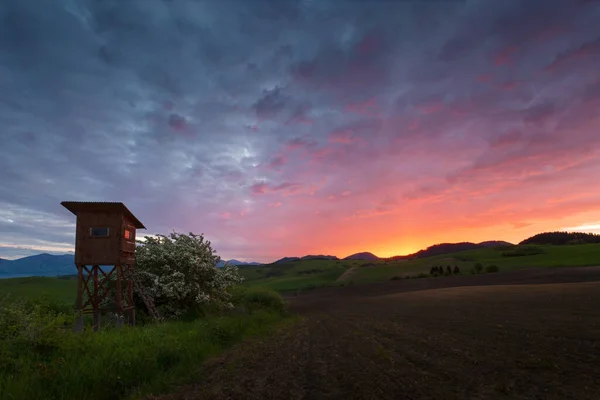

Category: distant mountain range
[0, 253, 263, 278]
[0, 253, 75, 278]
[216, 259, 262, 268]
[14, 233, 592, 277]
[0, 242, 511, 277]
[271, 252, 382, 264]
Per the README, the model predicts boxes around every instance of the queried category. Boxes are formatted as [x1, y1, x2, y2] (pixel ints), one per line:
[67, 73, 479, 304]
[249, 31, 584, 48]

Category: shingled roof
[61, 201, 146, 229]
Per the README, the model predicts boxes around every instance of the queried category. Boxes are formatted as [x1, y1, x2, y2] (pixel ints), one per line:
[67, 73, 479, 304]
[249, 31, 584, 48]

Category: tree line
[519, 231, 600, 246]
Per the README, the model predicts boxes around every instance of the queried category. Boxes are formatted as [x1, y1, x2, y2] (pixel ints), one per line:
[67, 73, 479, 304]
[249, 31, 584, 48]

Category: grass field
[0, 276, 77, 305]
[2, 244, 599, 304]
[350, 243, 600, 283]
[239, 259, 355, 291]
[2, 245, 600, 399]
[0, 286, 290, 400]
[239, 243, 600, 292]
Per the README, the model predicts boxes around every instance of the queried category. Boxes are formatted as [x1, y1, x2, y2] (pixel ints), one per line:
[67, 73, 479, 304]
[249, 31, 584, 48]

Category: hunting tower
[61, 201, 156, 331]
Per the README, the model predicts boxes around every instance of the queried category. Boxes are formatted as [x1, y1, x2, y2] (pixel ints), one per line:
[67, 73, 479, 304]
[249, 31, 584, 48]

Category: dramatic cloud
[1, 0, 600, 261]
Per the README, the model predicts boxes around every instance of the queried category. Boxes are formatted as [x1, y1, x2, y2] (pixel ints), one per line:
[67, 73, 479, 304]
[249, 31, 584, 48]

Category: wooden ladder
[123, 266, 161, 321]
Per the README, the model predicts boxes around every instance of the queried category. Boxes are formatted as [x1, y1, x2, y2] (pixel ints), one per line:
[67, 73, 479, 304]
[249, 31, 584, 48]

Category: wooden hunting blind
[61, 201, 154, 331]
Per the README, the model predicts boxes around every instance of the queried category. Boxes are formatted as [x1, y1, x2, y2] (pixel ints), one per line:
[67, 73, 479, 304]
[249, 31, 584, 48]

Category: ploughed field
[150, 267, 600, 400]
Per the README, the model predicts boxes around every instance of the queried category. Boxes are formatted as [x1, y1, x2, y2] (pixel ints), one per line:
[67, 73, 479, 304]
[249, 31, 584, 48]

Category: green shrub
[485, 265, 500, 273]
[474, 263, 483, 273]
[133, 232, 244, 319]
[455, 255, 474, 262]
[0, 295, 74, 344]
[502, 246, 544, 257]
[229, 288, 286, 314]
[296, 269, 324, 275]
[265, 269, 285, 278]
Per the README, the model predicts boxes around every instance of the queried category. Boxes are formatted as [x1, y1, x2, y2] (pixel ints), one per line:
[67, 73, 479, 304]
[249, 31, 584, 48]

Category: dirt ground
[149, 267, 600, 400]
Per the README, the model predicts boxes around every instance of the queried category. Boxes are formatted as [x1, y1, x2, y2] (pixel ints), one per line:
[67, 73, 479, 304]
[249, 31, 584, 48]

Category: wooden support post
[128, 265, 135, 326]
[92, 265, 100, 332]
[74, 264, 84, 332]
[115, 265, 124, 328]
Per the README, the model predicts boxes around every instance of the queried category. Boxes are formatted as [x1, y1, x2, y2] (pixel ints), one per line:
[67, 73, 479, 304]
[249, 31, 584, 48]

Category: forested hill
[520, 231, 600, 245]
[387, 241, 514, 260]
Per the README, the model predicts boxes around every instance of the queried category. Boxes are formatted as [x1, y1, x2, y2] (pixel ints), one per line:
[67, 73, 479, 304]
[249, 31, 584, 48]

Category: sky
[1, 0, 600, 262]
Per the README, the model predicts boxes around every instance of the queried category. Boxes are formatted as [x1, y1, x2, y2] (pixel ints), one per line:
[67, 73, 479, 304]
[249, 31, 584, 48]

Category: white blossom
[131, 232, 244, 319]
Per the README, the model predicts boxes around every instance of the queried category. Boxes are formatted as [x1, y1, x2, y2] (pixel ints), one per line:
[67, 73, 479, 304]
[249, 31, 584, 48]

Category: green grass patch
[352, 244, 600, 283]
[0, 287, 289, 400]
[240, 259, 354, 292]
[0, 276, 77, 305]
[502, 246, 545, 257]
[240, 244, 600, 291]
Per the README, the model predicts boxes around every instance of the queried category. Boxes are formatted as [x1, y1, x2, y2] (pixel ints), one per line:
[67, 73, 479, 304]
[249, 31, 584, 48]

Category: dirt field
[149, 267, 600, 400]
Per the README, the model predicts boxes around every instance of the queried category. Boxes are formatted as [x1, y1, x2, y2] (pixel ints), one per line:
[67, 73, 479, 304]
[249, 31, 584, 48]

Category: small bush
[474, 263, 483, 273]
[0, 295, 74, 344]
[265, 269, 285, 278]
[485, 265, 499, 273]
[229, 288, 286, 315]
[502, 246, 544, 257]
[390, 276, 402, 281]
[296, 269, 324, 275]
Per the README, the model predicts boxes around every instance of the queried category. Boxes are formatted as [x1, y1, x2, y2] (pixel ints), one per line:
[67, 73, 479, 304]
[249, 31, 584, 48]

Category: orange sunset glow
[1, 0, 600, 263]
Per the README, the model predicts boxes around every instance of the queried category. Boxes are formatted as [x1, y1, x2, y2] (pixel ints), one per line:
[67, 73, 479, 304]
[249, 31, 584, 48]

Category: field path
[334, 266, 357, 282]
[148, 267, 600, 400]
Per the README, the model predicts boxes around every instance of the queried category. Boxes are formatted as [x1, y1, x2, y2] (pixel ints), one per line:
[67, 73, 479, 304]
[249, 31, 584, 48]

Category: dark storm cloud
[252, 86, 289, 120]
[1, 0, 600, 260]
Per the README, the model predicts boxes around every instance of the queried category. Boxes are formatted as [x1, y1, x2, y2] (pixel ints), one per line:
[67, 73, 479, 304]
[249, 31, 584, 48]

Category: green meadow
[239, 243, 600, 291]
[2, 244, 600, 305]
[0, 279, 289, 400]
[1, 241, 599, 400]
[0, 276, 77, 306]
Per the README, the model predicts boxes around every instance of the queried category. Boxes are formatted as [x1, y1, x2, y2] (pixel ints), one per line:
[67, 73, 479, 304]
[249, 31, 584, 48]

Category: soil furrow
[148, 267, 600, 400]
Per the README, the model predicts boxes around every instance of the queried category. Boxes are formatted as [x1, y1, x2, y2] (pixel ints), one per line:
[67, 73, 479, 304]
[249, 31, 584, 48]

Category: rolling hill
[273, 255, 339, 264]
[387, 241, 514, 260]
[344, 252, 379, 260]
[520, 231, 600, 245]
[301, 255, 338, 261]
[273, 256, 301, 264]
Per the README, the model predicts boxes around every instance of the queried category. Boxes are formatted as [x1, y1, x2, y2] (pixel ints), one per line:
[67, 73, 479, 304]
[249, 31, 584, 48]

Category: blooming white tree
[133, 232, 244, 318]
